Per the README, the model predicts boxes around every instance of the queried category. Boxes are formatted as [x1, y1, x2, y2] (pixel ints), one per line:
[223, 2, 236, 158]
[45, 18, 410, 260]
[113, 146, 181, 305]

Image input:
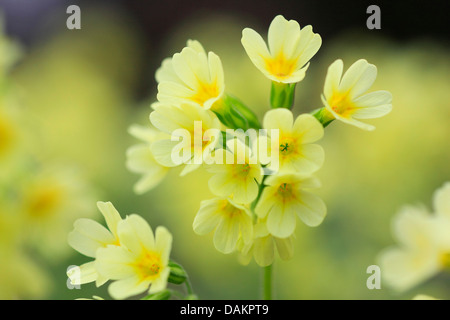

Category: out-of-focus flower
[412, 294, 439, 300]
[241, 15, 321, 84]
[255, 173, 326, 238]
[207, 138, 262, 204]
[156, 40, 225, 111]
[379, 182, 450, 292]
[126, 124, 170, 194]
[238, 218, 294, 267]
[259, 109, 324, 174]
[319, 59, 392, 131]
[95, 214, 172, 300]
[193, 197, 253, 254]
[150, 103, 222, 176]
[67, 201, 123, 286]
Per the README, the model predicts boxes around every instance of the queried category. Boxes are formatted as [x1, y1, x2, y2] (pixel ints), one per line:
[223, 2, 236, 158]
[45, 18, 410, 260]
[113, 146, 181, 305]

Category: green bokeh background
[0, 2, 449, 300]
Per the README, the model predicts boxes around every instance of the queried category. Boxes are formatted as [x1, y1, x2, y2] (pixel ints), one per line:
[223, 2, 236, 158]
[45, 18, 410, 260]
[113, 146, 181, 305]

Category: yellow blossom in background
[193, 197, 253, 254]
[412, 294, 439, 300]
[207, 138, 262, 204]
[378, 182, 450, 292]
[255, 173, 326, 238]
[238, 218, 294, 267]
[150, 102, 222, 175]
[156, 40, 225, 111]
[19, 166, 96, 258]
[241, 15, 321, 84]
[126, 124, 171, 194]
[95, 214, 172, 300]
[67, 201, 123, 286]
[260, 108, 324, 174]
[320, 59, 392, 131]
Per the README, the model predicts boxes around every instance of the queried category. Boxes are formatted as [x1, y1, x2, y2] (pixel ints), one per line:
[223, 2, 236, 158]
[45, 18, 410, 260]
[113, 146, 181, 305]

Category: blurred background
[0, 0, 448, 300]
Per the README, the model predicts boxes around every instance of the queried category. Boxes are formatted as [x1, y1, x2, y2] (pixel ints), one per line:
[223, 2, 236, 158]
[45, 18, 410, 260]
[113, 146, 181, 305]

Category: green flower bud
[168, 261, 188, 285]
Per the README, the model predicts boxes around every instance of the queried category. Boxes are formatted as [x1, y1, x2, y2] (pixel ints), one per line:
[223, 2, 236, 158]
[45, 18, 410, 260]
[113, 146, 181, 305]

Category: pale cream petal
[266, 203, 297, 238]
[126, 144, 156, 173]
[213, 215, 241, 254]
[68, 218, 115, 258]
[155, 58, 179, 84]
[150, 139, 184, 167]
[96, 202, 123, 239]
[118, 215, 155, 254]
[268, 15, 299, 56]
[263, 108, 294, 132]
[253, 235, 274, 267]
[378, 247, 440, 292]
[208, 171, 238, 197]
[339, 59, 377, 99]
[275, 236, 294, 260]
[352, 104, 392, 120]
[133, 169, 168, 195]
[238, 214, 254, 245]
[207, 51, 225, 92]
[353, 90, 392, 108]
[149, 268, 170, 294]
[179, 163, 201, 176]
[150, 104, 191, 133]
[186, 39, 206, 54]
[154, 226, 172, 264]
[295, 191, 327, 227]
[433, 182, 450, 218]
[295, 26, 322, 67]
[193, 199, 223, 235]
[95, 246, 136, 279]
[292, 113, 324, 143]
[241, 28, 271, 72]
[108, 276, 149, 300]
[128, 124, 159, 144]
[275, 65, 307, 84]
[323, 59, 343, 100]
[67, 262, 97, 285]
[156, 82, 195, 106]
[392, 205, 434, 249]
[282, 143, 324, 175]
[254, 187, 276, 219]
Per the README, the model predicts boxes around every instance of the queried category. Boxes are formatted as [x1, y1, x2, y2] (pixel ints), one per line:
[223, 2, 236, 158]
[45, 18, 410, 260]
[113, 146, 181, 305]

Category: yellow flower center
[276, 182, 296, 203]
[220, 200, 242, 218]
[26, 185, 64, 218]
[328, 92, 359, 119]
[265, 53, 298, 80]
[134, 251, 163, 281]
[190, 79, 220, 107]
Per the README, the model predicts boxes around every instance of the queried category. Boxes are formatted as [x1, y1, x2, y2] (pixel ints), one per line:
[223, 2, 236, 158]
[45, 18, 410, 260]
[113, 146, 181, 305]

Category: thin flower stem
[262, 264, 273, 300]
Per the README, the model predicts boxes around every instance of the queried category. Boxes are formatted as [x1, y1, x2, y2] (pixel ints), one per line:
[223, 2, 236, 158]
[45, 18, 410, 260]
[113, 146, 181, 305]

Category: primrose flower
[193, 197, 253, 254]
[207, 138, 262, 204]
[67, 201, 123, 286]
[156, 40, 225, 111]
[149, 102, 222, 176]
[259, 108, 324, 175]
[95, 214, 172, 300]
[241, 15, 321, 84]
[378, 182, 450, 292]
[126, 124, 170, 194]
[255, 173, 326, 238]
[238, 218, 294, 267]
[320, 59, 392, 131]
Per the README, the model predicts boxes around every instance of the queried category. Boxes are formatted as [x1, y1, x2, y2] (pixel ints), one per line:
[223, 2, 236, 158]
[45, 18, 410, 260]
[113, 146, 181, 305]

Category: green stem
[262, 264, 273, 300]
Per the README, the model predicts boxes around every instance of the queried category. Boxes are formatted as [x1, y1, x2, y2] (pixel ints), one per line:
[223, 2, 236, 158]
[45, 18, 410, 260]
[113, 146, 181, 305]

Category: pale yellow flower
[378, 182, 450, 292]
[156, 40, 225, 110]
[238, 218, 294, 267]
[193, 197, 253, 254]
[259, 108, 324, 174]
[255, 173, 326, 238]
[207, 138, 262, 204]
[67, 201, 123, 287]
[320, 59, 392, 131]
[20, 166, 96, 258]
[149, 102, 222, 176]
[241, 15, 321, 83]
[412, 294, 439, 300]
[126, 124, 170, 194]
[95, 214, 172, 300]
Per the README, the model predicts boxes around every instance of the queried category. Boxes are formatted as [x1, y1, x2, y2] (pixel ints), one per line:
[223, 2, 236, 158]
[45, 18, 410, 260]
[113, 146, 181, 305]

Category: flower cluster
[378, 182, 450, 293]
[127, 15, 392, 267]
